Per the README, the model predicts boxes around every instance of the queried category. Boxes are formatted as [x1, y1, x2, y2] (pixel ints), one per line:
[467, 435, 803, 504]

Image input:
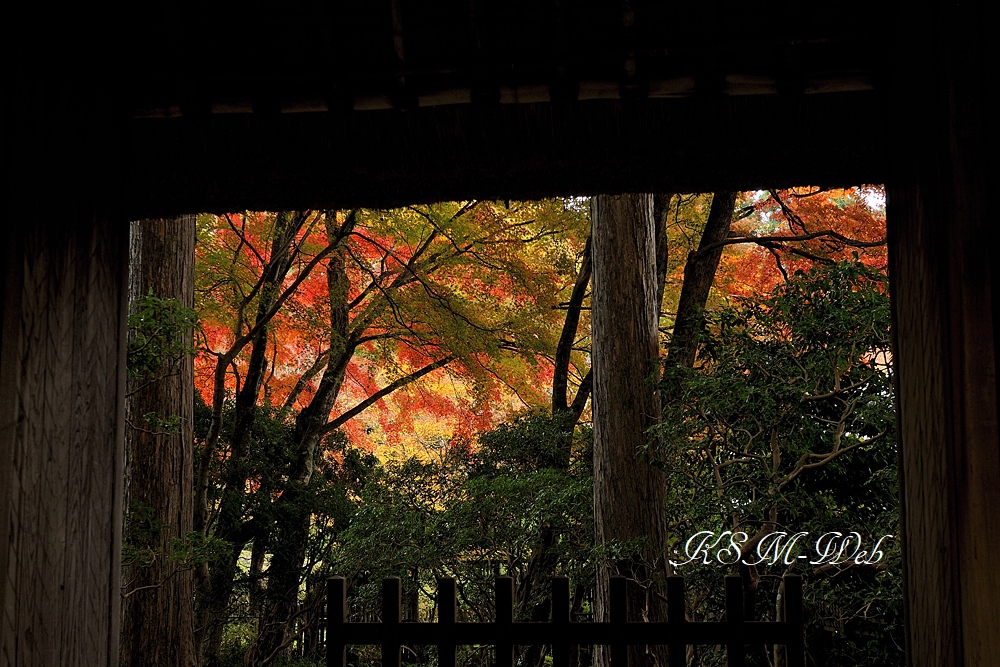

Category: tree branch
[696, 230, 886, 257]
[319, 355, 456, 436]
[553, 234, 592, 413]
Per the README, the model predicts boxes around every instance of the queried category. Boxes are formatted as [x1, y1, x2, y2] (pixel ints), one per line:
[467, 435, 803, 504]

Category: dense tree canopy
[659, 261, 899, 667]
[194, 202, 590, 444]
[189, 201, 592, 664]
[121, 187, 896, 667]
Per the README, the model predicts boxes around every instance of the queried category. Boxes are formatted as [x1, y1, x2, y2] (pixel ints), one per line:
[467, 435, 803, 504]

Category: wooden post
[888, 2, 1000, 666]
[666, 576, 686, 667]
[609, 577, 627, 667]
[0, 215, 129, 665]
[725, 575, 745, 667]
[496, 576, 514, 667]
[781, 574, 804, 667]
[552, 576, 571, 667]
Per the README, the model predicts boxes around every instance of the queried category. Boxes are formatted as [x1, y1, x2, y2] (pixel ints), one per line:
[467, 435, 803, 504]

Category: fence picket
[609, 577, 627, 667]
[783, 574, 805, 667]
[382, 577, 402, 667]
[327, 576, 347, 667]
[495, 577, 514, 667]
[438, 578, 457, 667]
[725, 575, 745, 667]
[551, 576, 570, 667]
[667, 576, 686, 667]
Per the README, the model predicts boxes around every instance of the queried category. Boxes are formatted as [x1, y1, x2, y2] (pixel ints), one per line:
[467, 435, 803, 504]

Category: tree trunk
[668, 191, 736, 367]
[120, 217, 197, 667]
[653, 192, 675, 314]
[196, 211, 309, 666]
[552, 234, 592, 423]
[251, 215, 352, 663]
[590, 194, 667, 667]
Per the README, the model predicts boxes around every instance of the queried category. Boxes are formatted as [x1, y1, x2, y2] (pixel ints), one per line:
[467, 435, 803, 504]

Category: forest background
[120, 188, 898, 667]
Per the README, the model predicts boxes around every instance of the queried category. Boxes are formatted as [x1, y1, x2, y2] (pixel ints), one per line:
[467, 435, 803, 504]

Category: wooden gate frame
[4, 3, 996, 664]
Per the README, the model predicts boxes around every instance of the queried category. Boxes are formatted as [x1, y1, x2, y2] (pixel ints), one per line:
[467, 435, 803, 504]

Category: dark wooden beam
[124, 91, 885, 217]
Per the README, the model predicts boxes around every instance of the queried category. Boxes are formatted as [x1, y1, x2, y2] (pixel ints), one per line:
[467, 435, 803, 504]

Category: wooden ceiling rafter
[127, 1, 886, 119]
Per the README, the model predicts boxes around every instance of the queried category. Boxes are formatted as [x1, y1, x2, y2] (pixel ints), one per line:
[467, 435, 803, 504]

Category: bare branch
[319, 355, 456, 436]
[696, 229, 886, 257]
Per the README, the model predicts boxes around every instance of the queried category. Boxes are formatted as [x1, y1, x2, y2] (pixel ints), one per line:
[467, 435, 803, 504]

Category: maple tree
[328, 261, 897, 667]
[194, 203, 588, 444]
[189, 202, 590, 664]
[707, 186, 886, 302]
[307, 187, 892, 667]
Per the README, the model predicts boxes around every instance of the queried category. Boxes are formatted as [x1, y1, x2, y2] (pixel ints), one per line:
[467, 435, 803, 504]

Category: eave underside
[125, 90, 885, 217]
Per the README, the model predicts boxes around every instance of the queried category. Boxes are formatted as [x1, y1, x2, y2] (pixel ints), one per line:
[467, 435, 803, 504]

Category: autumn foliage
[193, 189, 884, 454]
[194, 202, 589, 452]
[716, 186, 886, 299]
[179, 188, 891, 666]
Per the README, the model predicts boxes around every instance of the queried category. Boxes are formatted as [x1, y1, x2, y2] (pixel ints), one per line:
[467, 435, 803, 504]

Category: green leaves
[122, 502, 228, 570]
[330, 413, 594, 623]
[127, 290, 198, 383]
[657, 261, 901, 666]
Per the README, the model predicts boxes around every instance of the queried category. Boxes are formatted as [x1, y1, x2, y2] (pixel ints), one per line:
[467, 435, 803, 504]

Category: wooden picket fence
[326, 574, 804, 667]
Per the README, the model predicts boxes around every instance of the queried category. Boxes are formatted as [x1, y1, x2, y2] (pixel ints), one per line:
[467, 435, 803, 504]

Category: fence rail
[327, 574, 804, 667]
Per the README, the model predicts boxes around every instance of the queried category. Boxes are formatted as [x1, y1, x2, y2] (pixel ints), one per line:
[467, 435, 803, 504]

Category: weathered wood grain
[591, 194, 668, 667]
[0, 217, 128, 665]
[120, 217, 197, 666]
[888, 1, 999, 664]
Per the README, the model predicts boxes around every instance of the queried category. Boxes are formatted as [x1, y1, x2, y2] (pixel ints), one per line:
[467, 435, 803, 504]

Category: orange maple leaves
[193, 203, 587, 453]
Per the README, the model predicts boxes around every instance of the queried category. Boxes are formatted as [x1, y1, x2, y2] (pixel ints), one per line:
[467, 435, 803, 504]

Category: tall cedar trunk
[197, 212, 307, 666]
[591, 194, 667, 667]
[251, 215, 352, 664]
[522, 195, 671, 667]
[121, 217, 197, 667]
